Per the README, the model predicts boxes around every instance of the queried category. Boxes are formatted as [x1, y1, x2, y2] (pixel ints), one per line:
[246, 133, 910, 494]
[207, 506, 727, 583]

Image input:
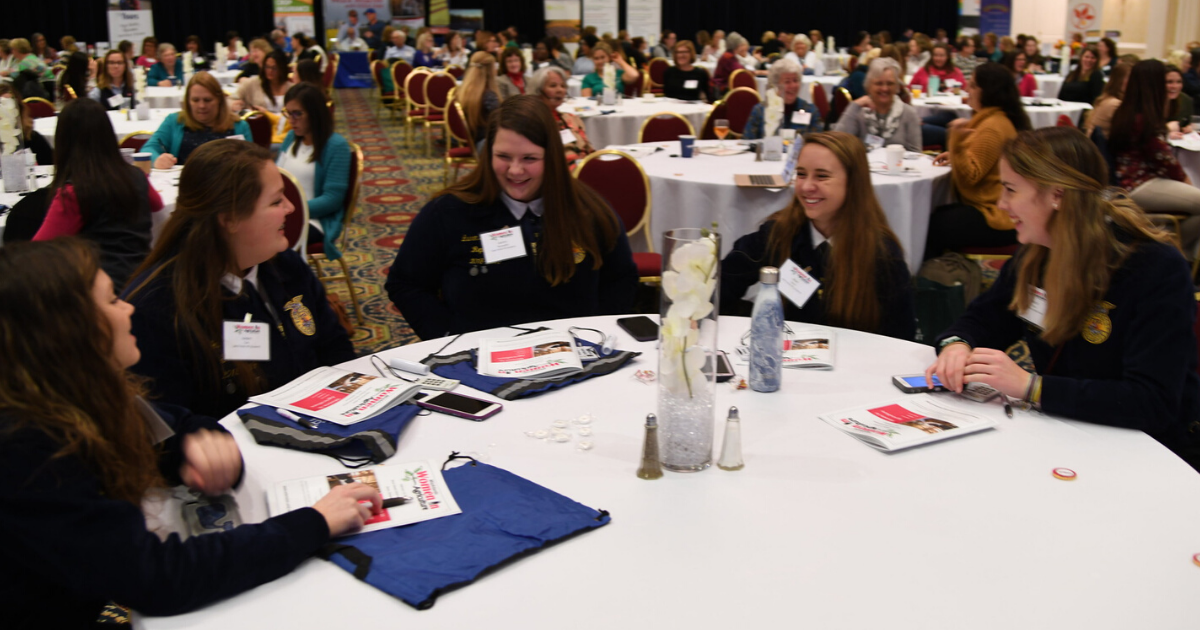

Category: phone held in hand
[414, 391, 503, 421]
[892, 374, 944, 394]
[617, 315, 659, 342]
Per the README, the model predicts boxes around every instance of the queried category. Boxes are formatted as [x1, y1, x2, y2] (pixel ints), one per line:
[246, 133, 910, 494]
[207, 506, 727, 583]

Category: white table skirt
[621, 140, 951, 272]
[1173, 146, 1200, 188]
[136, 314, 1200, 630]
[558, 97, 713, 149]
[913, 96, 1091, 130]
[35, 108, 179, 149]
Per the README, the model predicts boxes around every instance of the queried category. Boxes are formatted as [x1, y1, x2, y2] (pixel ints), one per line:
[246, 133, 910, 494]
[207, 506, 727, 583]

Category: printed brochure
[819, 393, 997, 451]
[476, 331, 584, 380]
[248, 366, 421, 426]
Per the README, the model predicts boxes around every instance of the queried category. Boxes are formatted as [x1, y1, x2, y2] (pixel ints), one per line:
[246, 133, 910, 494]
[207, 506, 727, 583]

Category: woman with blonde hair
[721, 131, 915, 340]
[929, 127, 1200, 470]
[0, 238, 380, 626]
[459, 50, 502, 139]
[580, 41, 639, 97]
[143, 72, 252, 169]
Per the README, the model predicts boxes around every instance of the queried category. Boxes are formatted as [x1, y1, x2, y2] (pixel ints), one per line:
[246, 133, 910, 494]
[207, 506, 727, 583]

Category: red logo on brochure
[490, 347, 534, 363]
[868, 404, 924, 424]
[291, 389, 349, 411]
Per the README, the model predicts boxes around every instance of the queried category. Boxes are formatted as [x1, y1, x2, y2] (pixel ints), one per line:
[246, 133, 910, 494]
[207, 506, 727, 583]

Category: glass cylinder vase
[657, 228, 720, 472]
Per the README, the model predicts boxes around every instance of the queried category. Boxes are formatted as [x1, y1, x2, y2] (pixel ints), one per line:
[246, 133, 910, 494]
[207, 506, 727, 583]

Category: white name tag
[223, 320, 271, 361]
[108, 94, 125, 108]
[683, 79, 699, 89]
[778, 259, 821, 308]
[559, 128, 576, 145]
[791, 110, 812, 126]
[228, 134, 246, 141]
[1019, 286, 1048, 329]
[480, 226, 528, 264]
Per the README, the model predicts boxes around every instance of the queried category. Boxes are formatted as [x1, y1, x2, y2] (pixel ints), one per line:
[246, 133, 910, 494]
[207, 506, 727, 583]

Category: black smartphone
[617, 316, 658, 342]
[700, 351, 735, 383]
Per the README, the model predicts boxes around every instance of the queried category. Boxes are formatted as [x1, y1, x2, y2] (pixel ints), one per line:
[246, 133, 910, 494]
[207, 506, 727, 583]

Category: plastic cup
[885, 144, 904, 171]
[679, 135, 696, 158]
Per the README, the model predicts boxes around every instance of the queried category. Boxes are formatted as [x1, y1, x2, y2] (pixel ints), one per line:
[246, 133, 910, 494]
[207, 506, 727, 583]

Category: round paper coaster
[1193, 553, 1200, 568]
[1052, 467, 1077, 481]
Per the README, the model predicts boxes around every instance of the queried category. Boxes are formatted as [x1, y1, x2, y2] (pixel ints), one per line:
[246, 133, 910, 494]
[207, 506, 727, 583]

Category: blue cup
[679, 135, 696, 158]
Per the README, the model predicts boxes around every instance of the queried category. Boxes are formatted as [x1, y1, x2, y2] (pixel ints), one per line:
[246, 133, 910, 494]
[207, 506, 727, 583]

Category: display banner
[978, 0, 1012, 37]
[107, 1, 154, 48]
[958, 0, 981, 36]
[545, 0, 581, 42]
[429, 0, 450, 27]
[275, 0, 315, 36]
[1065, 0, 1102, 41]
[624, 0, 661, 43]
[583, 0, 618, 39]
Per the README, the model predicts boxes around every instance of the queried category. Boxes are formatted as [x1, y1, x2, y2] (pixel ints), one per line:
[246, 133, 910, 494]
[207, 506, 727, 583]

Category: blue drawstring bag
[237, 403, 421, 468]
[319, 454, 611, 609]
[423, 338, 640, 401]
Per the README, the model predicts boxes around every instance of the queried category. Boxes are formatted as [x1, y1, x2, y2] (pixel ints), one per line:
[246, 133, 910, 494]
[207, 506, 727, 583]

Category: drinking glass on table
[714, 118, 730, 148]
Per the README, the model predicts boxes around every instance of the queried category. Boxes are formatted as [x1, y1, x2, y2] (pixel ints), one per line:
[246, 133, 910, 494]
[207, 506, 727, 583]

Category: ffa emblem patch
[284, 295, 316, 336]
[573, 244, 586, 264]
[1082, 301, 1113, 345]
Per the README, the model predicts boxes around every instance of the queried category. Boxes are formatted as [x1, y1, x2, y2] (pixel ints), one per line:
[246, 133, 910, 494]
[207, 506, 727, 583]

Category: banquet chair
[118, 131, 154, 151]
[444, 99, 477, 185]
[322, 54, 338, 96]
[23, 97, 56, 119]
[723, 87, 761, 139]
[368, 49, 378, 63]
[623, 73, 643, 98]
[699, 100, 729, 140]
[370, 59, 396, 114]
[810, 83, 830, 122]
[63, 85, 77, 102]
[1055, 114, 1075, 128]
[729, 69, 757, 93]
[829, 87, 852, 126]
[277, 166, 310, 255]
[573, 150, 660, 284]
[241, 112, 272, 148]
[639, 112, 696, 143]
[403, 69, 433, 147]
[646, 57, 669, 94]
[389, 61, 413, 117]
[423, 71, 456, 157]
[327, 100, 336, 118]
[307, 141, 365, 324]
[445, 65, 465, 79]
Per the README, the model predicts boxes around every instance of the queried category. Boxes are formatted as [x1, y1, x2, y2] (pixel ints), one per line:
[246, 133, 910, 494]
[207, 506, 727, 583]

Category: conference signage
[978, 0, 1011, 37]
[1064, 0, 1103, 40]
[275, 0, 316, 37]
[106, 0, 155, 47]
[544, 0, 582, 42]
[583, 0, 619, 40]
[624, 0, 661, 43]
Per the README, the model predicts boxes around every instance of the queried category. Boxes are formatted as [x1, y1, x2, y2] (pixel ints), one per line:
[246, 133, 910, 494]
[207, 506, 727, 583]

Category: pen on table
[276, 407, 319, 429]
[1001, 394, 1013, 418]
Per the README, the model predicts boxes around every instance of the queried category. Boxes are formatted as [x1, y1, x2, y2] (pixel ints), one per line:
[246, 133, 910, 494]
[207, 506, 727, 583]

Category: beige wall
[1011, 0, 1198, 58]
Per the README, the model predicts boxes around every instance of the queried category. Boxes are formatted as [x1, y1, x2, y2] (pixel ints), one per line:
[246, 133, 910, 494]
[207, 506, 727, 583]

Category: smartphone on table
[617, 316, 659, 342]
[414, 391, 503, 421]
[892, 374, 945, 393]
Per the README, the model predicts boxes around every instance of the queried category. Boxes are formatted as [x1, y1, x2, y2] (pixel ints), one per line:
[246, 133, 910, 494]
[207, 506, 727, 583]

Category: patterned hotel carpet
[333, 87, 453, 355]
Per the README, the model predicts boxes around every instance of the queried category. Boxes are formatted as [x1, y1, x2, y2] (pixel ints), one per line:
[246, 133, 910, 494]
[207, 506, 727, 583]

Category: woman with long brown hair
[90, 49, 135, 110]
[124, 140, 354, 419]
[0, 238, 381, 626]
[1057, 45, 1105, 104]
[459, 50, 502, 139]
[720, 131, 916, 340]
[386, 95, 637, 339]
[929, 127, 1199, 470]
[1083, 60, 1130, 137]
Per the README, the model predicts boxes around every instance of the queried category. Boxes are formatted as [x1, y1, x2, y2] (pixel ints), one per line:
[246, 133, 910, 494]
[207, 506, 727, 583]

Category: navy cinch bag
[423, 338, 640, 400]
[319, 456, 612, 609]
[236, 403, 421, 467]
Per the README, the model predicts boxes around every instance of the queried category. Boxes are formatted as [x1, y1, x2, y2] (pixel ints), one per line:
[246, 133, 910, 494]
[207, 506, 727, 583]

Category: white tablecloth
[141, 83, 237, 109]
[913, 96, 1091, 130]
[1172, 145, 1200, 188]
[0, 165, 177, 246]
[210, 69, 240, 86]
[35, 108, 179, 149]
[1032, 74, 1065, 98]
[614, 140, 951, 272]
[136, 314, 1200, 630]
[558, 97, 713, 149]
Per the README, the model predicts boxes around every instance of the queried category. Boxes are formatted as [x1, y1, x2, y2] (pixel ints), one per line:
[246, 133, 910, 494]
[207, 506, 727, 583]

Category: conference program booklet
[248, 366, 422, 426]
[819, 393, 997, 452]
[476, 330, 584, 380]
[735, 329, 837, 370]
[266, 461, 461, 536]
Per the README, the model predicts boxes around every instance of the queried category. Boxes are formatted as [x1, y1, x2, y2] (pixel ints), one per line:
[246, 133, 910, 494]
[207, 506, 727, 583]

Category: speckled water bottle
[749, 267, 783, 392]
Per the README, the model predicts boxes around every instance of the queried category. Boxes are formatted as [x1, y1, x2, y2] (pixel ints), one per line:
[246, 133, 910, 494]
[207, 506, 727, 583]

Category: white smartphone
[892, 374, 944, 393]
[414, 391, 502, 421]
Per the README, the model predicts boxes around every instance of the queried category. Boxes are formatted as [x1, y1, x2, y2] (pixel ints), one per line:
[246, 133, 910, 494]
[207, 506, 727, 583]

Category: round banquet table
[1171, 142, 1200, 188]
[913, 96, 1091, 130]
[140, 83, 238, 109]
[0, 165, 178, 247]
[557, 97, 713, 149]
[35, 108, 180, 149]
[209, 69, 240, 86]
[616, 140, 951, 272]
[135, 315, 1200, 630]
[1031, 74, 1065, 98]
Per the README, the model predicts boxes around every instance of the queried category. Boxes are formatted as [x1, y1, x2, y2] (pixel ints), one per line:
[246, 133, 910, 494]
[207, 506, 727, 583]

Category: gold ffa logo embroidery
[572, 244, 586, 264]
[1082, 301, 1113, 344]
[284, 295, 316, 336]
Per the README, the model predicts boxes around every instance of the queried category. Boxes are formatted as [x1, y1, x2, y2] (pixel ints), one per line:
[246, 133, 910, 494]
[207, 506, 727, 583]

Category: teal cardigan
[279, 131, 352, 260]
[147, 58, 184, 85]
[144, 114, 253, 164]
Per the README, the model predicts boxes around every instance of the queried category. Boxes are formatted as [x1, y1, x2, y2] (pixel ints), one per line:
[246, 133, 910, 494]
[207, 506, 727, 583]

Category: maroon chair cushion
[810, 83, 830, 119]
[731, 72, 757, 91]
[633, 252, 662, 277]
[245, 115, 272, 148]
[576, 153, 648, 235]
[724, 90, 759, 134]
[281, 177, 306, 250]
[448, 147, 474, 158]
[641, 115, 692, 143]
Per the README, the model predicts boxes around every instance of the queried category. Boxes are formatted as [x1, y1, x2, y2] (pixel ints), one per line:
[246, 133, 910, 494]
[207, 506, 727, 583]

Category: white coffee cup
[885, 144, 905, 171]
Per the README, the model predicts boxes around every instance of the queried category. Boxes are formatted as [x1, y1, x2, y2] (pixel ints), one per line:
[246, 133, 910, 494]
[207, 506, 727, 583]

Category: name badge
[791, 110, 812, 126]
[107, 94, 125, 108]
[223, 320, 271, 361]
[1019, 286, 1048, 329]
[683, 79, 699, 89]
[778, 259, 821, 308]
[480, 226, 528, 264]
[865, 134, 884, 147]
[559, 128, 576, 145]
[228, 134, 246, 141]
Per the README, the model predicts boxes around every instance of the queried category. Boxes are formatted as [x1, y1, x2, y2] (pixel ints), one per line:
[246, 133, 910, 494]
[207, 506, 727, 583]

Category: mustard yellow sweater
[949, 106, 1018, 230]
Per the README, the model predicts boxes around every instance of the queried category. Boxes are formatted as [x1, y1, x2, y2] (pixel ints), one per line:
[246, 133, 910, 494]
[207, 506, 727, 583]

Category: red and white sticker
[1052, 467, 1077, 481]
[1193, 553, 1200, 568]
